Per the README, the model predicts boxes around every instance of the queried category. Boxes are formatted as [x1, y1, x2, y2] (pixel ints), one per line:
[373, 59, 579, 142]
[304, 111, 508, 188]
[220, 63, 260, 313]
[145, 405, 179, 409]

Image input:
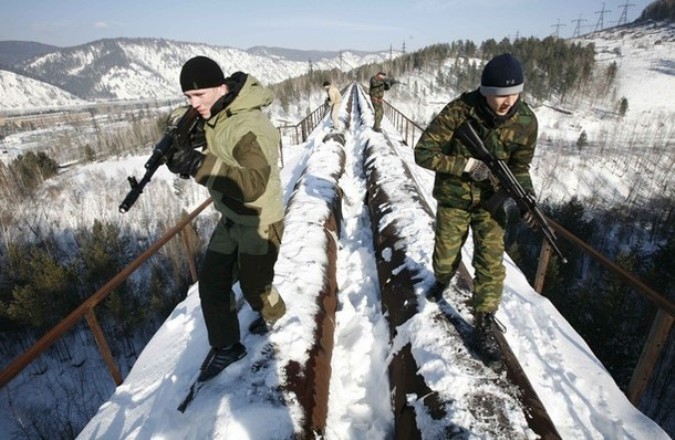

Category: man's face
[184, 84, 227, 119]
[485, 93, 520, 116]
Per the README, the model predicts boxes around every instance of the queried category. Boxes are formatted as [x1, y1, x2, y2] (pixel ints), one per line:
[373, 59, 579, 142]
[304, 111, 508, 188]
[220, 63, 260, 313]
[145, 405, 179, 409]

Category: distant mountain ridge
[246, 45, 384, 62]
[0, 41, 59, 67]
[0, 37, 390, 111]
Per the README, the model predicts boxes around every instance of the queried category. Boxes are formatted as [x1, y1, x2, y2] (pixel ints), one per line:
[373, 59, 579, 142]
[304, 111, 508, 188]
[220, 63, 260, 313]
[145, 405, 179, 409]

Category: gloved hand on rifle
[166, 146, 204, 178]
[463, 157, 491, 181]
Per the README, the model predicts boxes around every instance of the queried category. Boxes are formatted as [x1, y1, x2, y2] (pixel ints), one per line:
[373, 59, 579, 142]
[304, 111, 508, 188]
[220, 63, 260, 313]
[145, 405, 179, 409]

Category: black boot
[198, 343, 246, 382]
[473, 313, 503, 369]
[249, 316, 271, 335]
[426, 280, 448, 302]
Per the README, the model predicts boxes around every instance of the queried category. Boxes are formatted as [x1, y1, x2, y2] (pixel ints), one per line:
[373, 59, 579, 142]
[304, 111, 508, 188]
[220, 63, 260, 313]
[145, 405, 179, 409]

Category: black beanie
[480, 53, 524, 96]
[180, 56, 226, 92]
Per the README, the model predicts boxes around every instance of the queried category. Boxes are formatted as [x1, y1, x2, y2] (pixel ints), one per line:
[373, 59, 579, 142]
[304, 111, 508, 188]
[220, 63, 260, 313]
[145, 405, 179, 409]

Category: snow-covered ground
[73, 85, 669, 439]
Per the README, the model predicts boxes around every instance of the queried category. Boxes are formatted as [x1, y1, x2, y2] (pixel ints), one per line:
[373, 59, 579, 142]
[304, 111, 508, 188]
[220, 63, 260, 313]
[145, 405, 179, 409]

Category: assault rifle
[384, 78, 406, 87]
[119, 107, 200, 213]
[455, 120, 567, 263]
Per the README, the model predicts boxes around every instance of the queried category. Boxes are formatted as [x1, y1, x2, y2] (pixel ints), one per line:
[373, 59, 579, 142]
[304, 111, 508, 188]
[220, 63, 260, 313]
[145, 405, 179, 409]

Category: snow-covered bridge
[69, 83, 669, 439]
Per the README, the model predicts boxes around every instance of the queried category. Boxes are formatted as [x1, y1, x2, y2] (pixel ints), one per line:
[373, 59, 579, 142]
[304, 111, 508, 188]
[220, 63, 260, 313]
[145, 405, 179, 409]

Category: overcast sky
[1, 0, 654, 52]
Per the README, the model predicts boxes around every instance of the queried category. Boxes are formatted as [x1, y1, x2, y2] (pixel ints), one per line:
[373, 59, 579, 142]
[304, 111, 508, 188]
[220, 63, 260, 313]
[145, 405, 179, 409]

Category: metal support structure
[85, 309, 123, 385]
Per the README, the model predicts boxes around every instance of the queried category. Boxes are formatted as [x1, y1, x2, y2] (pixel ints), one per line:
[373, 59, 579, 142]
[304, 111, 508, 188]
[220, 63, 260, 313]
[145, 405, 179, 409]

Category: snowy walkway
[76, 84, 670, 440]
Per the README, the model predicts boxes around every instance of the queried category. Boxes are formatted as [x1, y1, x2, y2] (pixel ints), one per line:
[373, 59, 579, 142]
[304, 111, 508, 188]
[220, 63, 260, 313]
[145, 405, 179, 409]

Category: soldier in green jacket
[166, 56, 286, 381]
[369, 71, 389, 132]
[414, 53, 538, 366]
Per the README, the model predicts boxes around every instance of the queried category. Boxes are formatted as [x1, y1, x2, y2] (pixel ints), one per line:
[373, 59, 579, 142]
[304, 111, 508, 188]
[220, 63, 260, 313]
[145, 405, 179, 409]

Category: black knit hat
[180, 56, 226, 92]
[480, 53, 524, 96]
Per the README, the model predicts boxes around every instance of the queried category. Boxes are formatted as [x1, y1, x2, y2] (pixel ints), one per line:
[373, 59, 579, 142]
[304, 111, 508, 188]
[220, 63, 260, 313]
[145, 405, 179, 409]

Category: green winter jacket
[193, 74, 284, 226]
[414, 89, 538, 210]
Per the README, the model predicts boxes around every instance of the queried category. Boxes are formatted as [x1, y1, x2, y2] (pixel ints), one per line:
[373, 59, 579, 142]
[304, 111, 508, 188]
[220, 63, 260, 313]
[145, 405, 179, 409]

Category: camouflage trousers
[433, 205, 506, 313]
[371, 99, 383, 129]
[199, 218, 286, 348]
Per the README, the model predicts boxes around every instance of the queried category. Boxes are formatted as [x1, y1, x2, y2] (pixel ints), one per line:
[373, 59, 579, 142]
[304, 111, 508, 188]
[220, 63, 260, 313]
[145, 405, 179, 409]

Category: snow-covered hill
[574, 20, 675, 115]
[0, 69, 88, 109]
[384, 20, 675, 210]
[0, 38, 391, 111]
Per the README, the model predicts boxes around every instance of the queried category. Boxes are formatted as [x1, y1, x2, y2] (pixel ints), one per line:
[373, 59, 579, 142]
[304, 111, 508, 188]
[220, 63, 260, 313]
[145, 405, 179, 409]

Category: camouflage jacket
[369, 75, 390, 100]
[414, 89, 538, 210]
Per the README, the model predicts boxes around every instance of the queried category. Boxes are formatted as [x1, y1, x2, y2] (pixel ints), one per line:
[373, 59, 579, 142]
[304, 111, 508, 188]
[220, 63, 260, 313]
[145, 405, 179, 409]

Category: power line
[571, 14, 588, 38]
[594, 2, 612, 32]
[617, 2, 635, 26]
[551, 19, 566, 38]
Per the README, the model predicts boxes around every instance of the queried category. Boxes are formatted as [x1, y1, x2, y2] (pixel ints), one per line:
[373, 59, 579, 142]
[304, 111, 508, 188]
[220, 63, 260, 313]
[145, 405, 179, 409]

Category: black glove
[189, 121, 206, 149]
[166, 147, 204, 178]
[464, 158, 490, 181]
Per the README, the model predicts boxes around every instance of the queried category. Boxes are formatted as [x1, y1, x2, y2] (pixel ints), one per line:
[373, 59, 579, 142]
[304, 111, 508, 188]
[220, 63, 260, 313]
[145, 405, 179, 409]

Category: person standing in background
[369, 71, 389, 132]
[323, 80, 341, 130]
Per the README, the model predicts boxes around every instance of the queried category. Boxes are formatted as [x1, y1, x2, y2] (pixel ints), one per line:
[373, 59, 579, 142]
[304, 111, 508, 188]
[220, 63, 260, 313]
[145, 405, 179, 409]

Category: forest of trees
[639, 0, 675, 21]
[270, 36, 597, 111]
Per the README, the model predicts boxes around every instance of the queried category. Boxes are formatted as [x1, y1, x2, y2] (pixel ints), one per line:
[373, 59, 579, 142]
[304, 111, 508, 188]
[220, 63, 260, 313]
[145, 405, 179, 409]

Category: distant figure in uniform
[323, 80, 341, 130]
[368, 71, 389, 132]
[166, 56, 287, 381]
[414, 53, 539, 367]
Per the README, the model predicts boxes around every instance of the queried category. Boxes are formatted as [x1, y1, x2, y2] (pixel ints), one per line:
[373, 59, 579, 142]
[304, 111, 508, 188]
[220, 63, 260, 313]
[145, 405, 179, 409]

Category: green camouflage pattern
[434, 206, 506, 313]
[369, 75, 388, 99]
[372, 101, 384, 129]
[415, 89, 538, 313]
[369, 75, 389, 129]
[414, 89, 538, 209]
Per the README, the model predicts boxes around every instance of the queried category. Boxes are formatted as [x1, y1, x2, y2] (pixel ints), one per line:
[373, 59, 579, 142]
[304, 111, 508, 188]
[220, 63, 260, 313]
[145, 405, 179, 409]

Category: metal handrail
[534, 219, 674, 404]
[0, 197, 213, 389]
[383, 100, 425, 146]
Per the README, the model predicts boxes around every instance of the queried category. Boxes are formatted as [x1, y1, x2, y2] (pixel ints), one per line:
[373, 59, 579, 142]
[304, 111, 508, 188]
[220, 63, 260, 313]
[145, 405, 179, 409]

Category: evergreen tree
[619, 97, 629, 117]
[577, 130, 588, 151]
[0, 245, 77, 328]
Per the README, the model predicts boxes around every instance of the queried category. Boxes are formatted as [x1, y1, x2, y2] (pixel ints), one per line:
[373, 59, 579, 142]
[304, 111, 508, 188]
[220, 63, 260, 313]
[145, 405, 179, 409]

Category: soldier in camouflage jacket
[414, 53, 538, 365]
[369, 71, 390, 131]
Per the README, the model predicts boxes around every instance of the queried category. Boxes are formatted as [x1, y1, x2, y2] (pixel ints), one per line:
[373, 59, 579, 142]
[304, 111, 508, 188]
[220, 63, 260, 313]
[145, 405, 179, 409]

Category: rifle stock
[119, 107, 200, 213]
[455, 120, 567, 263]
